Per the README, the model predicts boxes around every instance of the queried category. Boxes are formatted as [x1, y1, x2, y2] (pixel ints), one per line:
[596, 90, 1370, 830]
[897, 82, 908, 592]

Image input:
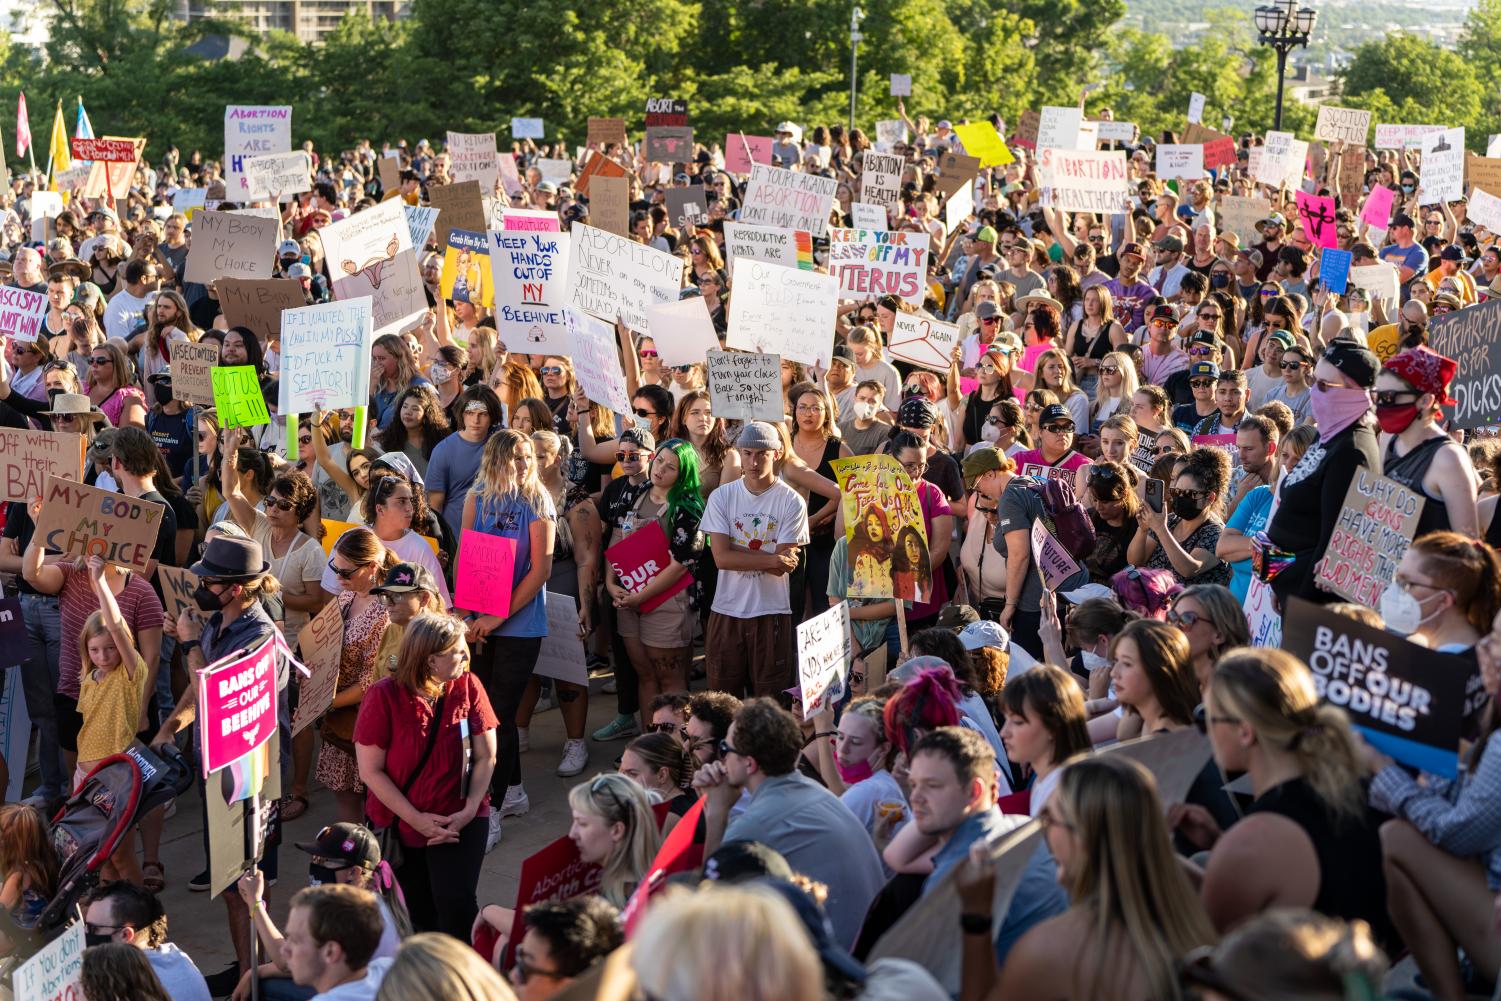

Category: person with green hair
[604, 438, 708, 717]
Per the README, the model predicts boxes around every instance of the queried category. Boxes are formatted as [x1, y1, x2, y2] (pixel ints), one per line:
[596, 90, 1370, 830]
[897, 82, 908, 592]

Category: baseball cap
[974, 226, 998, 244]
[735, 421, 779, 451]
[959, 619, 1010, 651]
[961, 446, 1006, 487]
[295, 822, 380, 870]
[1234, 248, 1263, 269]
[1148, 303, 1176, 324]
[1188, 330, 1220, 348]
[757, 879, 867, 985]
[1118, 242, 1145, 261]
[1267, 329, 1295, 349]
[937, 604, 981, 631]
[1440, 244, 1470, 263]
[277, 239, 301, 258]
[1038, 403, 1074, 427]
[702, 841, 794, 883]
[1153, 236, 1185, 254]
[1189, 361, 1221, 380]
[371, 562, 440, 597]
[976, 300, 1000, 320]
[898, 397, 936, 428]
[287, 263, 312, 280]
[620, 427, 657, 451]
[1260, 212, 1287, 229]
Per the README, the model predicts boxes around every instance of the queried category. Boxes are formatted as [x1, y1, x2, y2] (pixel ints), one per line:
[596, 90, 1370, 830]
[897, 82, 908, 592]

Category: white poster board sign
[277, 297, 375, 414]
[796, 601, 852, 715]
[565, 307, 632, 416]
[318, 198, 426, 337]
[490, 228, 573, 354]
[725, 260, 838, 368]
[563, 223, 685, 332]
[740, 163, 839, 238]
[706, 349, 782, 423]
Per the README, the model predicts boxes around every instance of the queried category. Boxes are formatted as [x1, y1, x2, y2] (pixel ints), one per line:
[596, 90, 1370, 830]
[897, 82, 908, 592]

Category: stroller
[1, 740, 189, 975]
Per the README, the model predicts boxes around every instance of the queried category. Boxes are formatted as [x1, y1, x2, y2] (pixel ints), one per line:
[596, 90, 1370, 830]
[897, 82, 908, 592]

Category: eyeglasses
[327, 558, 371, 580]
[513, 956, 566, 985]
[1099, 365, 1119, 375]
[1166, 608, 1201, 628]
[1036, 810, 1075, 834]
[1041, 423, 1074, 434]
[539, 366, 563, 375]
[1279, 359, 1305, 370]
[983, 415, 1006, 426]
[900, 460, 927, 475]
[616, 451, 644, 463]
[633, 407, 657, 419]
[264, 495, 295, 512]
[1426, 218, 1443, 226]
[794, 403, 824, 414]
[1189, 379, 1215, 389]
[1190, 705, 1243, 735]
[89, 356, 112, 366]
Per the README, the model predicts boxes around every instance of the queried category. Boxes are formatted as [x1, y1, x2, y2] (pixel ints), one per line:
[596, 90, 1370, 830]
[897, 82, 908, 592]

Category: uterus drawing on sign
[340, 234, 401, 288]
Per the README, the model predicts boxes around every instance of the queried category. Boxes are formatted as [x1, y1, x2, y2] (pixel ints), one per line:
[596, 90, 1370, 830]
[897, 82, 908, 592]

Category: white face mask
[852, 401, 878, 422]
[1080, 648, 1110, 673]
[981, 423, 1003, 443]
[1378, 583, 1444, 636]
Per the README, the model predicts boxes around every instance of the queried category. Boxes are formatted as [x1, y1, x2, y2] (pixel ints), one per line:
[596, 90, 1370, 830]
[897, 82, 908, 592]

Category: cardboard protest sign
[33, 475, 165, 571]
[953, 121, 1013, 167]
[705, 350, 781, 422]
[565, 307, 633, 415]
[859, 151, 905, 210]
[439, 228, 492, 308]
[1313, 470, 1424, 606]
[446, 131, 500, 192]
[851, 201, 887, 230]
[1097, 726, 1214, 806]
[664, 187, 709, 229]
[1285, 597, 1474, 778]
[243, 150, 311, 200]
[827, 228, 927, 306]
[1465, 154, 1501, 196]
[1030, 521, 1082, 591]
[1038, 148, 1129, 214]
[645, 126, 694, 163]
[645, 296, 719, 367]
[1155, 144, 1203, 180]
[1320, 247, 1353, 295]
[454, 530, 518, 617]
[723, 221, 810, 279]
[564, 223, 685, 332]
[832, 454, 928, 601]
[1469, 187, 1501, 233]
[165, 339, 219, 407]
[490, 227, 572, 354]
[535, 594, 590, 686]
[1294, 190, 1338, 249]
[1374, 123, 1442, 150]
[292, 599, 344, 736]
[889, 73, 912, 96]
[589, 174, 630, 237]
[319, 198, 425, 337]
[0, 428, 85, 503]
[587, 117, 627, 147]
[0, 286, 47, 342]
[377, 153, 400, 193]
[724, 133, 772, 174]
[1009, 110, 1040, 150]
[157, 565, 198, 621]
[740, 163, 839, 238]
[1429, 297, 1501, 429]
[185, 210, 277, 285]
[12, 919, 83, 1001]
[278, 297, 374, 414]
[606, 521, 693, 614]
[224, 105, 291, 200]
[1337, 146, 1367, 208]
[725, 260, 838, 368]
[216, 277, 304, 346]
[1361, 184, 1395, 230]
[204, 728, 280, 896]
[1421, 128, 1466, 203]
[1314, 106, 1372, 146]
[797, 601, 852, 715]
[1215, 195, 1268, 242]
[943, 181, 974, 234]
[934, 152, 982, 200]
[197, 633, 277, 775]
[427, 178, 485, 249]
[889, 312, 959, 372]
[574, 149, 628, 198]
[511, 117, 544, 140]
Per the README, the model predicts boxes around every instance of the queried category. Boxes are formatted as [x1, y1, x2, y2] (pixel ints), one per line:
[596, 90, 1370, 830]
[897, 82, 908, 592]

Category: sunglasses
[718, 738, 741, 758]
[1373, 390, 1419, 406]
[1099, 365, 1119, 375]
[646, 722, 686, 735]
[1169, 487, 1209, 500]
[264, 495, 295, 512]
[672, 365, 693, 373]
[327, 558, 371, 580]
[1189, 347, 1214, 357]
[1149, 319, 1173, 329]
[638, 349, 658, 359]
[1041, 423, 1074, 434]
[633, 407, 657, 419]
[1197, 312, 1220, 320]
[89, 356, 112, 366]
[1189, 379, 1215, 389]
[1166, 608, 1201, 628]
[1279, 359, 1305, 370]
[616, 451, 644, 463]
[539, 366, 563, 375]
[1259, 288, 1278, 297]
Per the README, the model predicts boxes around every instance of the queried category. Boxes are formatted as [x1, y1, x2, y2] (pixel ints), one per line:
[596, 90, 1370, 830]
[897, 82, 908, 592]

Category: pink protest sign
[500, 208, 560, 232]
[197, 634, 277, 777]
[453, 529, 517, 618]
[1029, 521, 1081, 591]
[1191, 433, 1241, 467]
[1362, 185, 1394, 230]
[606, 521, 692, 614]
[1294, 190, 1338, 249]
[1202, 136, 1237, 170]
[724, 134, 773, 174]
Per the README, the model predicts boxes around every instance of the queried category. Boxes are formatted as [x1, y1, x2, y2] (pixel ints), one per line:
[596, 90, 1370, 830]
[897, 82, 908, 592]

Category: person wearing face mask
[1375, 346, 1478, 539]
[81, 882, 211, 1001]
[806, 696, 909, 858]
[1129, 446, 1232, 588]
[1381, 532, 1501, 656]
[1267, 338, 1382, 605]
[144, 366, 197, 476]
[839, 379, 894, 456]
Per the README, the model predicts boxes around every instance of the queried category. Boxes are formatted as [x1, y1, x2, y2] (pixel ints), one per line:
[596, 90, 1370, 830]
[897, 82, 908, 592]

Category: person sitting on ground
[506, 897, 622, 1000]
[82, 881, 211, 1001]
[280, 884, 392, 1001]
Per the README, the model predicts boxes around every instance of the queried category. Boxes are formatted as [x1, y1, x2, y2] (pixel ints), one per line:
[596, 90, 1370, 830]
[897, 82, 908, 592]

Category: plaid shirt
[1371, 734, 1501, 891]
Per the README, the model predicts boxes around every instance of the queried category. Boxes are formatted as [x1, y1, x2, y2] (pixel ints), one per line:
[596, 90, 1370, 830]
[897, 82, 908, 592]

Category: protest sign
[454, 530, 518, 617]
[404, 204, 440, 251]
[318, 520, 437, 557]
[724, 133, 772, 174]
[1038, 106, 1085, 151]
[319, 197, 425, 336]
[1338, 146, 1367, 208]
[606, 522, 693, 615]
[859, 151, 904, 210]
[439, 228, 492, 308]
[645, 97, 688, 126]
[204, 728, 280, 896]
[876, 120, 910, 151]
[943, 180, 974, 233]
[589, 174, 630, 237]
[243, 150, 311, 200]
[213, 365, 271, 428]
[428, 179, 485, 248]
[12, 918, 83, 1001]
[952, 121, 1012, 167]
[827, 228, 927, 306]
[511, 117, 544, 139]
[1285, 597, 1474, 777]
[1183, 123, 1237, 169]
[1374, 123, 1442, 150]
[1313, 470, 1424, 606]
[0, 286, 46, 342]
[1465, 154, 1501, 196]
[565, 307, 633, 415]
[0, 650, 24, 800]
[446, 131, 500, 191]
[587, 117, 627, 147]
[79, 136, 144, 198]
[0, 428, 85, 503]
[1314, 106, 1373, 146]
[1430, 297, 1501, 429]
[292, 599, 343, 736]
[1187, 91, 1206, 124]
[1010, 110, 1040, 150]
[1491, 134, 1501, 158]
[158, 565, 198, 622]
[225, 105, 291, 199]
[216, 277, 304, 346]
[1096, 120, 1138, 144]
[1155, 144, 1203, 180]
[278, 297, 374, 414]
[377, 153, 400, 193]
[534, 595, 590, 686]
[574, 149, 628, 198]
[888, 312, 959, 372]
[851, 201, 887, 230]
[1257, 131, 1307, 188]
[537, 158, 575, 186]
[1350, 262, 1400, 318]
[796, 601, 852, 715]
[645, 296, 719, 367]
[197, 633, 277, 775]
[1361, 184, 1395, 230]
[168, 339, 220, 406]
[1320, 247, 1353, 295]
[935, 153, 982, 201]
[723, 221, 809, 278]
[34, 475, 164, 571]
[505, 833, 604, 961]
[1098, 726, 1213, 807]
[564, 223, 684, 332]
[1216, 195, 1270, 242]
[1038, 148, 1129, 214]
[1469, 188, 1501, 233]
[1421, 127, 1466, 203]
[490, 228, 572, 355]
[184, 210, 277, 285]
[1294, 190, 1338, 249]
[499, 208, 561, 232]
[725, 259, 838, 368]
[645, 126, 694, 163]
[740, 163, 839, 238]
[889, 73, 911, 96]
[1030, 521, 1082, 591]
[705, 350, 782, 422]
[832, 454, 928, 601]
[664, 187, 709, 229]
[70, 137, 136, 162]
[172, 186, 207, 221]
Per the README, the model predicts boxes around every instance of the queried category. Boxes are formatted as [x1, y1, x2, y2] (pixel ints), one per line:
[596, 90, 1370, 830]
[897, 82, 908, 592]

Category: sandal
[142, 861, 165, 893]
[281, 794, 309, 822]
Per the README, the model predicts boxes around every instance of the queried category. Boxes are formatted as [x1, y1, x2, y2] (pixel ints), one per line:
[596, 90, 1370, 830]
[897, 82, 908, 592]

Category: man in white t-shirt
[700, 421, 810, 698]
[102, 257, 161, 341]
[281, 885, 392, 1001]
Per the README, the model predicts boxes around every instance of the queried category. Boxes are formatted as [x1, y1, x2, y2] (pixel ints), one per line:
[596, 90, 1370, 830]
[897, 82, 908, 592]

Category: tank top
[1382, 434, 1452, 536]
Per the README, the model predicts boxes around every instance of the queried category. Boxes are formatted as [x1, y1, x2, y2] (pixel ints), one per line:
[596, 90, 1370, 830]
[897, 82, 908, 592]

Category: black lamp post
[1255, 0, 1316, 131]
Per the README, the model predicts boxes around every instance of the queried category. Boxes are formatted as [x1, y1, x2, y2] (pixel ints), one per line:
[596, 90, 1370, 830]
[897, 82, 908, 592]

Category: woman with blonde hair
[846, 324, 902, 408]
[1091, 350, 1139, 430]
[86, 339, 146, 428]
[1068, 284, 1126, 400]
[1033, 347, 1089, 431]
[375, 932, 517, 1001]
[371, 333, 428, 428]
[463, 323, 503, 385]
[567, 773, 661, 907]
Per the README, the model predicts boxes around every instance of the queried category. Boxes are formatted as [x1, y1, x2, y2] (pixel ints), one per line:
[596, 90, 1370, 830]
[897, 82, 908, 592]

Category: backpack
[1026, 472, 1096, 561]
[1111, 566, 1182, 620]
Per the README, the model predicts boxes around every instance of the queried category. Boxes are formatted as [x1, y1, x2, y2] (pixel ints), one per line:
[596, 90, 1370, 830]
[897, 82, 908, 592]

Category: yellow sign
[320, 519, 438, 556]
[952, 122, 1014, 168]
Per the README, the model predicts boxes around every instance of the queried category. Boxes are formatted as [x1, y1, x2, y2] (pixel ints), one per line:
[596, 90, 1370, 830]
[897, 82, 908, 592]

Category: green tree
[1341, 32, 1487, 142]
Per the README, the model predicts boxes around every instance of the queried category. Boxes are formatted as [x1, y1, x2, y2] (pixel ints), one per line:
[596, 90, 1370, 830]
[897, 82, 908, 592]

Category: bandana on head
[1383, 346, 1458, 407]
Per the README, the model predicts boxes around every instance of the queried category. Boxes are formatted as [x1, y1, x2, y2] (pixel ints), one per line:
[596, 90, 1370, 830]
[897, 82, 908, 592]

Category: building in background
[172, 0, 410, 44]
[0, 0, 55, 50]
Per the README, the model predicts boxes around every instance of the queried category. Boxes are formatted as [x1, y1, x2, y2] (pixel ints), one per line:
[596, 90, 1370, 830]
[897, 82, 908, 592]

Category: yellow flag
[48, 100, 69, 191]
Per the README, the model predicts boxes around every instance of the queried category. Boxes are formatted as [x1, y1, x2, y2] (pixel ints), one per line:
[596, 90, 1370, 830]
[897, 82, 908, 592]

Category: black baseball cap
[702, 841, 794, 883]
[1038, 403, 1074, 427]
[295, 822, 380, 869]
[371, 562, 440, 596]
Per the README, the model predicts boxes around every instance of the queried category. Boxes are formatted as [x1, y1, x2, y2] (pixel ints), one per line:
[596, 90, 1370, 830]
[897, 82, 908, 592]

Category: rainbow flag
[226, 741, 270, 803]
[795, 230, 814, 270]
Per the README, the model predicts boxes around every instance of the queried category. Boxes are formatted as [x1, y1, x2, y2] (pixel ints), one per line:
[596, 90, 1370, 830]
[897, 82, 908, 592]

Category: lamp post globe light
[1255, 0, 1316, 131]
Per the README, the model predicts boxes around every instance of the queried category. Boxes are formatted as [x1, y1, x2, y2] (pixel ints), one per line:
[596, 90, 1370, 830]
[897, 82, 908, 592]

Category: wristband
[960, 912, 992, 935]
[180, 639, 200, 653]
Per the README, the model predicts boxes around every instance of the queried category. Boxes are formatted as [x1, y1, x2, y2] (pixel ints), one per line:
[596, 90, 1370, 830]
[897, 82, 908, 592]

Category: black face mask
[1211, 273, 1230, 289]
[85, 931, 115, 948]
[153, 383, 174, 406]
[193, 584, 228, 613]
[308, 863, 343, 886]
[1171, 495, 1205, 520]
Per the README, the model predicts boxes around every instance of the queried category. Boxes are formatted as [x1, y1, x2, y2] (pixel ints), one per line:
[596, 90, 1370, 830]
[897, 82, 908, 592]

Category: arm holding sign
[1370, 741, 1501, 860]
[221, 427, 260, 535]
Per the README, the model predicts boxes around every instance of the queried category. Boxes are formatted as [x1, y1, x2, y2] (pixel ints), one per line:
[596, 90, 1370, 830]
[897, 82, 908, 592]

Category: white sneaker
[485, 811, 503, 854]
[517, 726, 529, 753]
[556, 739, 588, 777]
[500, 784, 531, 818]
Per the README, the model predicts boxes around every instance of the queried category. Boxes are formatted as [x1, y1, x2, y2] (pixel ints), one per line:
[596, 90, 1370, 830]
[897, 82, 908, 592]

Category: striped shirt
[58, 565, 164, 700]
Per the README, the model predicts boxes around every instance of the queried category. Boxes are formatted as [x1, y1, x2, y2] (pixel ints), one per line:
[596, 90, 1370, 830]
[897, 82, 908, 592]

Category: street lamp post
[849, 6, 864, 134]
[1255, 0, 1316, 131]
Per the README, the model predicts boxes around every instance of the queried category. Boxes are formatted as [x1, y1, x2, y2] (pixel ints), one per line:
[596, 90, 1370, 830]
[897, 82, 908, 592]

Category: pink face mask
[835, 756, 875, 785]
[1308, 382, 1371, 443]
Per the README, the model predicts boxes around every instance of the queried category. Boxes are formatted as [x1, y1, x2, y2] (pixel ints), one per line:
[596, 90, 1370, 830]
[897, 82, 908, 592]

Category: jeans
[395, 812, 487, 938]
[19, 593, 65, 799]
[155, 634, 178, 723]
[472, 635, 542, 792]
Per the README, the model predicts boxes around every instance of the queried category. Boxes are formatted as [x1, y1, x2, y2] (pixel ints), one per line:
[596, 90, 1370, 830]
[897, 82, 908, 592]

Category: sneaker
[21, 791, 57, 809]
[517, 726, 529, 753]
[485, 811, 503, 854]
[557, 739, 588, 777]
[163, 797, 177, 820]
[203, 962, 242, 998]
[188, 869, 212, 892]
[591, 713, 639, 742]
[500, 784, 531, 818]
[601, 677, 618, 694]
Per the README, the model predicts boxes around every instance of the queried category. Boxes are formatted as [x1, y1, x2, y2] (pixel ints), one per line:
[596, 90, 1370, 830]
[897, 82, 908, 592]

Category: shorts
[617, 589, 694, 648]
[706, 612, 794, 699]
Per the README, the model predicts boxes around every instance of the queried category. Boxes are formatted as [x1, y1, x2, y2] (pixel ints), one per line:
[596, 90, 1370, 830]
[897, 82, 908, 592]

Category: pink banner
[605, 521, 692, 614]
[1202, 136, 1237, 170]
[454, 530, 517, 618]
[197, 634, 277, 777]
[1361, 185, 1394, 230]
[724, 133, 772, 174]
[1294, 190, 1338, 249]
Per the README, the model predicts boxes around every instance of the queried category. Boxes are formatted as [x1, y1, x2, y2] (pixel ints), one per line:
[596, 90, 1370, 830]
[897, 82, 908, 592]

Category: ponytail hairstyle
[624, 732, 695, 793]
[1187, 908, 1389, 1001]
[1002, 665, 1091, 768]
[1210, 648, 1367, 824]
[1409, 530, 1501, 635]
[882, 665, 963, 756]
[333, 525, 399, 580]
